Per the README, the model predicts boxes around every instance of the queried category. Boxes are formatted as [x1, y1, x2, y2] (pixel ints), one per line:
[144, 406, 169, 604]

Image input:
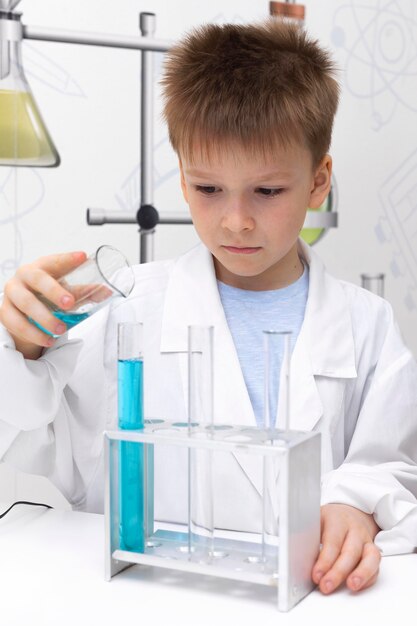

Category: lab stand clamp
[104, 421, 321, 612]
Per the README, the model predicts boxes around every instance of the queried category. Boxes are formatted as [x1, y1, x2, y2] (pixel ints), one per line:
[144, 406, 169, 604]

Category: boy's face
[179, 142, 332, 290]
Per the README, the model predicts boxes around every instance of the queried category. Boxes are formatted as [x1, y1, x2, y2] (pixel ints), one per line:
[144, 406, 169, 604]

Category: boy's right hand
[0, 251, 87, 360]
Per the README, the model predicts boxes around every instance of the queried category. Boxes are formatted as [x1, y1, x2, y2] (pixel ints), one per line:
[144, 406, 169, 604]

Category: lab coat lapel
[288, 241, 357, 432]
[288, 326, 324, 432]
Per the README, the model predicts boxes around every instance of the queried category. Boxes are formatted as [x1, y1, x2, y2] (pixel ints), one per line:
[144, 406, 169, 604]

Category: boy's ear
[308, 155, 332, 209]
[179, 159, 189, 204]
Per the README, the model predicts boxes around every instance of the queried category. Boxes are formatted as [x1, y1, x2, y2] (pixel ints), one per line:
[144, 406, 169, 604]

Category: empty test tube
[188, 325, 214, 560]
[262, 330, 292, 566]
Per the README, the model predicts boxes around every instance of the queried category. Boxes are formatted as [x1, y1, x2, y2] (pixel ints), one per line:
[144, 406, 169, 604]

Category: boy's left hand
[312, 503, 381, 594]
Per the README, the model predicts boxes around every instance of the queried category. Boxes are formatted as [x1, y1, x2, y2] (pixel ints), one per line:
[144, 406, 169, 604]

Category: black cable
[0, 500, 53, 519]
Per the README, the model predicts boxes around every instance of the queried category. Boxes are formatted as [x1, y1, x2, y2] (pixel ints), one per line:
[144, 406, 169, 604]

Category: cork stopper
[269, 2, 305, 21]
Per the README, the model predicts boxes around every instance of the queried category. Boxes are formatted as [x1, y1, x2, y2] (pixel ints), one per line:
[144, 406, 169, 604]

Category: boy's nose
[221, 200, 255, 233]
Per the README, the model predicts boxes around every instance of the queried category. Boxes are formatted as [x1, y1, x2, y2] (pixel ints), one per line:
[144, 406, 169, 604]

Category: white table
[0, 503, 415, 626]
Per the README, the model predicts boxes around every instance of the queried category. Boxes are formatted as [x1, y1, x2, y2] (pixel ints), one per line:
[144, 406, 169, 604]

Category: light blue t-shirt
[217, 265, 309, 427]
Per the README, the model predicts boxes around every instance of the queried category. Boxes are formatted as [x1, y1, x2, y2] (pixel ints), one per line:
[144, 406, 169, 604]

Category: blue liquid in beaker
[118, 358, 145, 552]
[29, 310, 90, 336]
[54, 310, 90, 328]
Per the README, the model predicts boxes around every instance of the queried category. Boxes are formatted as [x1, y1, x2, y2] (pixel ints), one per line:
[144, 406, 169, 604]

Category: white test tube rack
[104, 422, 321, 612]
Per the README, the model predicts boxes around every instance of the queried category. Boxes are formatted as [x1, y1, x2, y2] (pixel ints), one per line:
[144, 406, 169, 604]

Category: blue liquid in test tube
[118, 358, 145, 552]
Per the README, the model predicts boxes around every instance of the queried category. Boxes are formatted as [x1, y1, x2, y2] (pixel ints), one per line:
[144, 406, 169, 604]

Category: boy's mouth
[222, 245, 262, 255]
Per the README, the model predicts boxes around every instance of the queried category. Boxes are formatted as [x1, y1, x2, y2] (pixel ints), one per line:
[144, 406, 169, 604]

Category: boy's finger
[358, 572, 379, 592]
[318, 534, 364, 594]
[34, 251, 87, 279]
[1, 300, 55, 348]
[6, 282, 66, 338]
[346, 542, 381, 592]
[311, 528, 346, 583]
[11, 270, 75, 312]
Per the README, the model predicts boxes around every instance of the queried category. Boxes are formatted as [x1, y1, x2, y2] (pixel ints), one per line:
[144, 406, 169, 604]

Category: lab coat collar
[160, 243, 224, 352]
[160, 241, 357, 434]
[160, 240, 357, 375]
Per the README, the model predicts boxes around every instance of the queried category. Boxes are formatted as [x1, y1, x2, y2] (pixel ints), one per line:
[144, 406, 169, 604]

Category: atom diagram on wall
[331, 0, 417, 131]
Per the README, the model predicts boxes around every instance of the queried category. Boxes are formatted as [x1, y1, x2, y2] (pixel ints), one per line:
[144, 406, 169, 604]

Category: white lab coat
[1, 240, 417, 554]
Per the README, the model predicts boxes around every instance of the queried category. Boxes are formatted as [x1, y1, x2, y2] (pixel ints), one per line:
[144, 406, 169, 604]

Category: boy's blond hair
[161, 19, 340, 167]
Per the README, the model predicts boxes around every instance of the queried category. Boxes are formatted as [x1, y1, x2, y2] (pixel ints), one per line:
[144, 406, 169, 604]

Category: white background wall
[1, 0, 417, 507]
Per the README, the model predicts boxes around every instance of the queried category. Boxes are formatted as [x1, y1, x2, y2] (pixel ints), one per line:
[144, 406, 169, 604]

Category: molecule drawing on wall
[376, 148, 417, 311]
[331, 0, 417, 131]
[0, 169, 45, 286]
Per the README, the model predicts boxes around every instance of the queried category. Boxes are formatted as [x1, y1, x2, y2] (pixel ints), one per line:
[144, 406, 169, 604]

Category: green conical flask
[0, 4, 60, 167]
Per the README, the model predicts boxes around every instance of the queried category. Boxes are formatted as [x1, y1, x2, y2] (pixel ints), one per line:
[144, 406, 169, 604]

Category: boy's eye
[195, 186, 283, 196]
[256, 187, 284, 197]
[195, 185, 219, 195]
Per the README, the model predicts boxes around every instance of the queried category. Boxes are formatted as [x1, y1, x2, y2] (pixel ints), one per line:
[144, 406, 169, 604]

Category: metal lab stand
[22, 11, 172, 263]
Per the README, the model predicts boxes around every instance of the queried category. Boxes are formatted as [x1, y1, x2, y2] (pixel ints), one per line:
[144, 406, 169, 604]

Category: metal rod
[139, 13, 155, 264]
[86, 209, 337, 228]
[87, 209, 191, 226]
[140, 13, 155, 207]
[22, 24, 171, 52]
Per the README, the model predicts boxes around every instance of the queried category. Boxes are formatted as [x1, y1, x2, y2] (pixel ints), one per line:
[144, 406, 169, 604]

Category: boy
[1, 20, 417, 597]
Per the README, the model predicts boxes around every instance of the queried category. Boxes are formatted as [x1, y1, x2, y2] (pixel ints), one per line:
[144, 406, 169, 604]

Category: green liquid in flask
[0, 90, 59, 166]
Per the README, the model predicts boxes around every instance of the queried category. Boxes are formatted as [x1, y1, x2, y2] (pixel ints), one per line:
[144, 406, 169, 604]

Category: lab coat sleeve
[0, 318, 83, 446]
[0, 307, 93, 505]
[0, 324, 83, 432]
[320, 302, 417, 555]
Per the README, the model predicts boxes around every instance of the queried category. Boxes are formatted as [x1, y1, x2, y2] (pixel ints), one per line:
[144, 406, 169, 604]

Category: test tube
[263, 331, 292, 435]
[118, 322, 145, 552]
[360, 273, 385, 297]
[262, 330, 292, 567]
[188, 325, 214, 561]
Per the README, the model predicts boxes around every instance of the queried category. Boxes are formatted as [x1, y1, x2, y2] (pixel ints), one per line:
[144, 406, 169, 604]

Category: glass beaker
[30, 244, 135, 337]
[360, 273, 385, 297]
[118, 322, 145, 552]
[0, 6, 60, 166]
